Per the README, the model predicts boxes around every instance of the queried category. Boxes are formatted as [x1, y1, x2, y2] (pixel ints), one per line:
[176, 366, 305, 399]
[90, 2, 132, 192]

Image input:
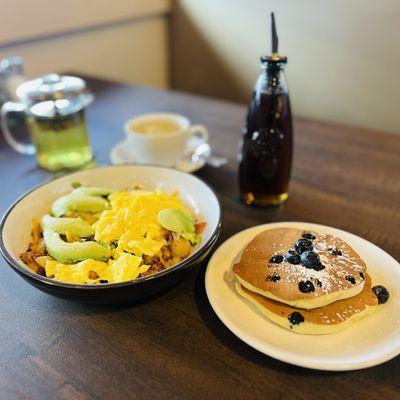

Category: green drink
[28, 108, 92, 171]
[1, 74, 94, 171]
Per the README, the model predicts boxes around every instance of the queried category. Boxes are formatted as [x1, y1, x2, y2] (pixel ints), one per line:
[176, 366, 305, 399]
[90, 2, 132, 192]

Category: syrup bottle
[239, 13, 293, 206]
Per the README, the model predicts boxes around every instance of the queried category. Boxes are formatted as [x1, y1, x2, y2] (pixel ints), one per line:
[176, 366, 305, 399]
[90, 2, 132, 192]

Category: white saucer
[110, 139, 208, 173]
[205, 222, 400, 371]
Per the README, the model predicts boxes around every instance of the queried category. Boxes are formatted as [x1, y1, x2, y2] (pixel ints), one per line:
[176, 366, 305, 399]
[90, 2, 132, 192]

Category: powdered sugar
[269, 231, 366, 296]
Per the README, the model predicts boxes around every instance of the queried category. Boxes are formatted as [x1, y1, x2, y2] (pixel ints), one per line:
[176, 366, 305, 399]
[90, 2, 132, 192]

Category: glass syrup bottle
[239, 13, 293, 206]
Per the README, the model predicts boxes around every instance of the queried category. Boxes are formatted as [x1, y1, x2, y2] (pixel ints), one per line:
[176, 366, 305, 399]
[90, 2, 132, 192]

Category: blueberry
[266, 274, 281, 282]
[345, 275, 356, 284]
[298, 280, 315, 293]
[302, 233, 316, 240]
[295, 239, 313, 254]
[288, 312, 304, 325]
[372, 285, 390, 304]
[300, 251, 320, 268]
[330, 248, 342, 256]
[285, 250, 301, 265]
[269, 254, 283, 264]
[359, 272, 365, 280]
[312, 263, 326, 271]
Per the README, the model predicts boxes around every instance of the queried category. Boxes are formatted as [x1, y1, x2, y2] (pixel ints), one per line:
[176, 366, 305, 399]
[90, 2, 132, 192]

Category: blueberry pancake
[232, 227, 367, 309]
[235, 273, 378, 334]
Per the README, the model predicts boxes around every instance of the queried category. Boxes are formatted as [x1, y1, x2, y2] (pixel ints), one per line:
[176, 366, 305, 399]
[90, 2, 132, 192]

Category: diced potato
[88, 270, 99, 280]
[35, 256, 54, 267]
[170, 238, 191, 259]
[35, 238, 46, 256]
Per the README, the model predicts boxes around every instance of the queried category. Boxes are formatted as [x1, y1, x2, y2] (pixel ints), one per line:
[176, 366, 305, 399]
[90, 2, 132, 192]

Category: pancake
[232, 227, 367, 309]
[235, 273, 378, 334]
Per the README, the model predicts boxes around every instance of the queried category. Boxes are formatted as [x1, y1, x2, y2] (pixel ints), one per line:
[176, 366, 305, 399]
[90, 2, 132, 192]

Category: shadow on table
[193, 261, 341, 377]
[15, 280, 180, 318]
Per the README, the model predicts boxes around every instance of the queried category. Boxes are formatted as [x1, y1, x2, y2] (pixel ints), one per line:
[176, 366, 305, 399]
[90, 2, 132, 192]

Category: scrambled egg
[42, 189, 191, 284]
[43, 253, 149, 284]
[94, 189, 187, 257]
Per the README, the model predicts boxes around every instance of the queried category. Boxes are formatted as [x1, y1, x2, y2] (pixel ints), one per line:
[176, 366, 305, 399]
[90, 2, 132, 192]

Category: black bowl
[0, 165, 222, 304]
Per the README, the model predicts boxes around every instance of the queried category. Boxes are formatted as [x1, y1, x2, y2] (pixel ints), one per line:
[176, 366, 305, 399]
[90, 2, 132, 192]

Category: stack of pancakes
[232, 227, 379, 334]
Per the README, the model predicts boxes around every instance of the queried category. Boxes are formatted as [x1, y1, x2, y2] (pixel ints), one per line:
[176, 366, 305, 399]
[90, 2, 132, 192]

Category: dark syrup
[239, 59, 293, 206]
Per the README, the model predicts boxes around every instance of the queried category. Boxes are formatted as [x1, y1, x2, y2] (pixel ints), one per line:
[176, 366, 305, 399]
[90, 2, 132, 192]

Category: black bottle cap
[261, 13, 287, 64]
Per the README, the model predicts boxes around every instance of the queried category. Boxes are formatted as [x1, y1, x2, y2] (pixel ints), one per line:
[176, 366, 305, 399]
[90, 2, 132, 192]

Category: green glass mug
[1, 74, 93, 171]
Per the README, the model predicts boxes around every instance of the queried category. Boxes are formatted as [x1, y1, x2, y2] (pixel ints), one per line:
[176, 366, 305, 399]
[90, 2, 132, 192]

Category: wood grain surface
[0, 75, 399, 399]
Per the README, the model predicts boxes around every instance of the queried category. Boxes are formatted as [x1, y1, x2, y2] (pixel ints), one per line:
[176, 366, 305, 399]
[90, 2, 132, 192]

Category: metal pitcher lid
[16, 74, 88, 101]
[16, 74, 93, 118]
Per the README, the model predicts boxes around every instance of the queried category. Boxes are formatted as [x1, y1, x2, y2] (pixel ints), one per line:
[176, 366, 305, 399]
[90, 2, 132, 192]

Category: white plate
[110, 139, 208, 173]
[205, 222, 400, 371]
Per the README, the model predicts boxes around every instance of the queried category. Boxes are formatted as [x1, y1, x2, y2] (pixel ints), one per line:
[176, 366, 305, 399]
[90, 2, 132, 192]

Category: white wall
[171, 0, 400, 134]
[0, 0, 171, 87]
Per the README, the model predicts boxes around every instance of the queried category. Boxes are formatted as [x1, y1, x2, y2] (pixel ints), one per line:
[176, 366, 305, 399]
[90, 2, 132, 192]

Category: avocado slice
[51, 194, 109, 217]
[157, 209, 201, 245]
[41, 215, 94, 237]
[43, 228, 111, 263]
[71, 187, 116, 197]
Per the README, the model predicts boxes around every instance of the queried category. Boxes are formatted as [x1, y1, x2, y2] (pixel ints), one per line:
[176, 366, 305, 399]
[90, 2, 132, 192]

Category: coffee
[131, 120, 181, 135]
[124, 112, 208, 167]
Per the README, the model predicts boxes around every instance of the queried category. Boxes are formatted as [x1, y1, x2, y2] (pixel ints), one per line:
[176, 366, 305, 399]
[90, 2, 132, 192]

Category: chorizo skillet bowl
[0, 165, 221, 303]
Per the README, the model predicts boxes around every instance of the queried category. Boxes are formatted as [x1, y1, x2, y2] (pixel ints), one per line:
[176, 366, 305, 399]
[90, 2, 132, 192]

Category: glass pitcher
[1, 74, 94, 171]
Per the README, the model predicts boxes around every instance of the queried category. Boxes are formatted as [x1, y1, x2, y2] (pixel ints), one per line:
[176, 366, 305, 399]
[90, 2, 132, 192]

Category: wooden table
[1, 76, 399, 399]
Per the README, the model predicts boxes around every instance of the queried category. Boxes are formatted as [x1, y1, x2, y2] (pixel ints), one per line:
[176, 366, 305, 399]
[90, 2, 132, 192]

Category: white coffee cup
[124, 113, 209, 167]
